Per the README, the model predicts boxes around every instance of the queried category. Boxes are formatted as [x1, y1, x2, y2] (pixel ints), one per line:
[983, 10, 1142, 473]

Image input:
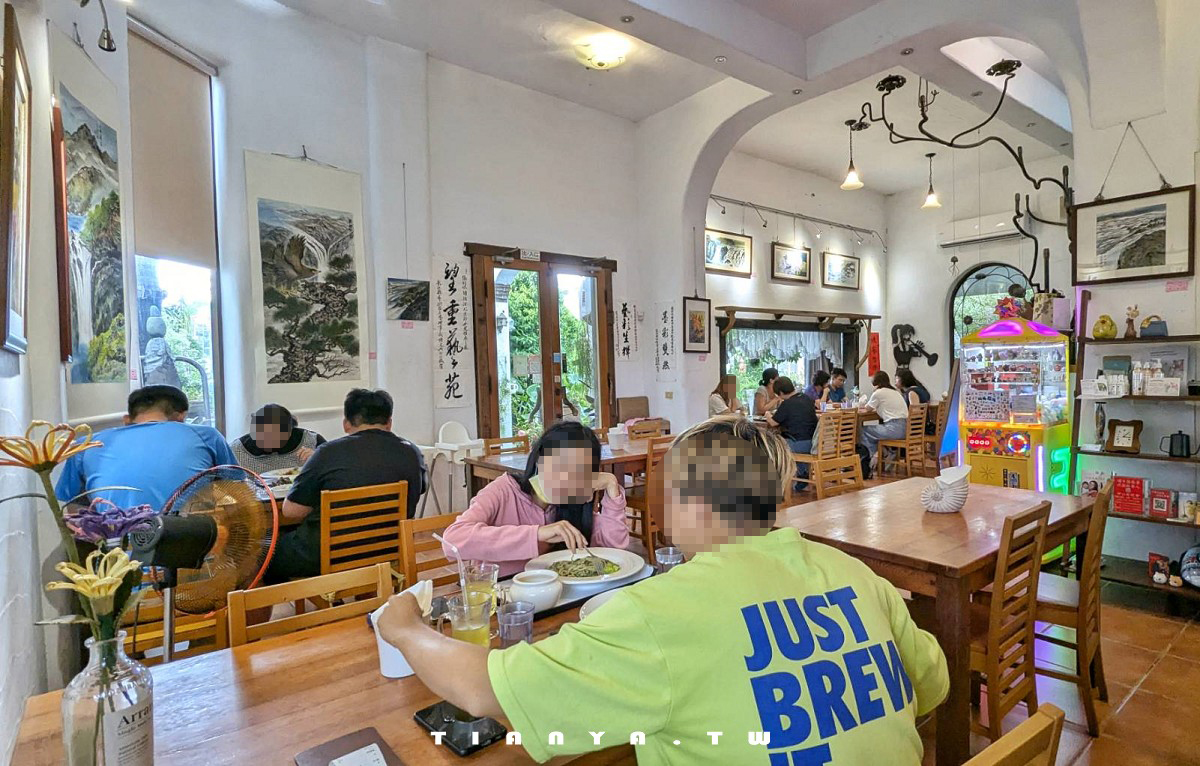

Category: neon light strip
[1036, 445, 1045, 493]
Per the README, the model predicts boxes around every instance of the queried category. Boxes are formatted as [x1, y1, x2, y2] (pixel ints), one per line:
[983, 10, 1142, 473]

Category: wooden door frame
[466, 243, 618, 438]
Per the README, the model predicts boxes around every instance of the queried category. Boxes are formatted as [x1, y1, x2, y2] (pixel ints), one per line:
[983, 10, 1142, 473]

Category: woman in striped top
[230, 403, 326, 475]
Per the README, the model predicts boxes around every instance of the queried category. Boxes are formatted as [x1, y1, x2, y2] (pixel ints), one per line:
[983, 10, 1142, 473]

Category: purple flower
[65, 499, 158, 545]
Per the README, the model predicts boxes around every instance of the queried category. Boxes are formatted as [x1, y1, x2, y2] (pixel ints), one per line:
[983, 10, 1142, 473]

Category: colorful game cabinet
[959, 318, 1071, 492]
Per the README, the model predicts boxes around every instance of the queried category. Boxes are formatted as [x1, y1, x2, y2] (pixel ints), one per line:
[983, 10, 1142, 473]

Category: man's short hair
[773, 376, 796, 395]
[344, 388, 393, 426]
[665, 415, 792, 528]
[830, 367, 847, 379]
[128, 386, 189, 419]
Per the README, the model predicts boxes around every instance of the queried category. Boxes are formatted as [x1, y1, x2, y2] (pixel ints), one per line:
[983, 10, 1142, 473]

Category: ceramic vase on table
[61, 631, 154, 766]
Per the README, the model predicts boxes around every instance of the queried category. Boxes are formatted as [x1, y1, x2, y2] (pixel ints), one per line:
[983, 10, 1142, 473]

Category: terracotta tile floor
[917, 581, 1200, 764]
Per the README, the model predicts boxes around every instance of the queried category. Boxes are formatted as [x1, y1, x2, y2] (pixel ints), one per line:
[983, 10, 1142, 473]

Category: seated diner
[230, 403, 326, 474]
[802, 369, 831, 402]
[858, 371, 910, 462]
[707, 374, 745, 417]
[820, 367, 849, 405]
[753, 367, 781, 416]
[441, 421, 630, 577]
[765, 375, 818, 454]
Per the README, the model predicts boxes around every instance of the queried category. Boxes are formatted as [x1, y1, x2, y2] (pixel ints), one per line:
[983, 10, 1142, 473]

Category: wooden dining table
[464, 440, 652, 499]
[777, 478, 1093, 766]
[12, 607, 635, 765]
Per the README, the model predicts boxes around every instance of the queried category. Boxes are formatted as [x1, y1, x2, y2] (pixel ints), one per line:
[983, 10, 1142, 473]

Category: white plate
[578, 589, 620, 621]
[525, 547, 644, 585]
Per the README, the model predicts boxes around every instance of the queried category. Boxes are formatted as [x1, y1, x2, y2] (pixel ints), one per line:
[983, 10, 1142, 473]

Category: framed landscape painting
[1071, 186, 1195, 285]
[771, 242, 810, 283]
[682, 295, 711, 354]
[704, 228, 752, 277]
[822, 251, 860, 290]
[0, 5, 31, 354]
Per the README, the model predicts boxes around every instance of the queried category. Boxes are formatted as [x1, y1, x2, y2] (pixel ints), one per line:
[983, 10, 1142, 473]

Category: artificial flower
[65, 500, 157, 545]
[0, 421, 101, 472]
[47, 548, 142, 617]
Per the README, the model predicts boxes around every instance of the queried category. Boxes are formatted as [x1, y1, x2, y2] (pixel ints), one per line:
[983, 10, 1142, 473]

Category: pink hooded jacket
[441, 473, 632, 577]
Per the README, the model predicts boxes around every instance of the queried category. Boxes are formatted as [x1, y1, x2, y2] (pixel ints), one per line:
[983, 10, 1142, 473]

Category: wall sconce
[79, 0, 117, 53]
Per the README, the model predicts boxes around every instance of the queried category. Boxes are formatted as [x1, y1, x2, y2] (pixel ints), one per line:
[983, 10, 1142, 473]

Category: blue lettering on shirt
[740, 587, 916, 761]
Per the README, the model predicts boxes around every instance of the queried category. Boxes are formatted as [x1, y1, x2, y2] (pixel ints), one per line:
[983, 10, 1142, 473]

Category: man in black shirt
[766, 376, 817, 453]
[264, 388, 427, 583]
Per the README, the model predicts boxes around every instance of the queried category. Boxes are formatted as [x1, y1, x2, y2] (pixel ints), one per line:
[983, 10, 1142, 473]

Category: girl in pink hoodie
[441, 422, 631, 577]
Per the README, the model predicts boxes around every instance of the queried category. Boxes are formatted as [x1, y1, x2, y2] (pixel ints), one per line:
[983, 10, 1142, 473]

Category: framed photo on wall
[704, 228, 752, 277]
[1071, 185, 1196, 285]
[0, 5, 31, 354]
[821, 251, 860, 290]
[771, 242, 810, 283]
[682, 295, 711, 354]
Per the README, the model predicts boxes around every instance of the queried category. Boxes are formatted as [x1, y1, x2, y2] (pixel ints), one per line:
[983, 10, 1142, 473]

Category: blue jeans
[788, 438, 813, 479]
[859, 419, 906, 457]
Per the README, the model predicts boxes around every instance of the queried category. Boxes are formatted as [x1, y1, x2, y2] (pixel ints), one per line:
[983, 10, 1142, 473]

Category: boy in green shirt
[378, 415, 948, 764]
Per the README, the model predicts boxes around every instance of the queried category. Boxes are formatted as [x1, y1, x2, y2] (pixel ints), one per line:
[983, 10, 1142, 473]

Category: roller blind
[128, 31, 217, 267]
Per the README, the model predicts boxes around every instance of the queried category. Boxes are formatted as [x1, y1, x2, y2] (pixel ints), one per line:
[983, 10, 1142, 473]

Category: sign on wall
[654, 301, 677, 382]
[616, 300, 639, 361]
[435, 258, 472, 408]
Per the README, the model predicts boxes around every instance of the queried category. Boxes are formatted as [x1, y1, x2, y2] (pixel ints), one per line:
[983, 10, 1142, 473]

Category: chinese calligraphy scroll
[654, 301, 677, 382]
[435, 258, 472, 408]
[616, 300, 639, 361]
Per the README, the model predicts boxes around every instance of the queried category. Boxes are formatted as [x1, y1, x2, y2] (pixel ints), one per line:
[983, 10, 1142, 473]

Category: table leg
[934, 573, 971, 766]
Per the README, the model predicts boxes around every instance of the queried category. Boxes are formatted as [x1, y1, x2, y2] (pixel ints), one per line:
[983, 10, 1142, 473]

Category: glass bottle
[61, 631, 154, 766]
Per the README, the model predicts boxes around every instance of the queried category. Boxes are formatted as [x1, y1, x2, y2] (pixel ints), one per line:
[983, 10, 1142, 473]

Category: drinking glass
[464, 561, 500, 612]
[497, 601, 535, 648]
[446, 592, 493, 647]
[655, 547, 684, 574]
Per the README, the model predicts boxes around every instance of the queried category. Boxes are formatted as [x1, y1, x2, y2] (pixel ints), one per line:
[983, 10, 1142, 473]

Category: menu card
[1112, 476, 1148, 516]
[294, 728, 403, 766]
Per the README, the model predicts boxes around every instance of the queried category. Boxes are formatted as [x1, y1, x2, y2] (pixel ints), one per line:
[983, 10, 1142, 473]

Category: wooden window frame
[466, 243, 618, 439]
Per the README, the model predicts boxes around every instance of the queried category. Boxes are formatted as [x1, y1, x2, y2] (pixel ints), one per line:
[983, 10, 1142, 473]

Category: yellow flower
[46, 548, 141, 616]
[0, 421, 102, 472]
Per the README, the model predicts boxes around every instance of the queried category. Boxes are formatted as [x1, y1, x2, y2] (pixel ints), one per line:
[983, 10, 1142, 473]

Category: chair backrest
[833, 409, 860, 458]
[319, 481, 408, 575]
[931, 399, 952, 444]
[964, 703, 1065, 766]
[484, 435, 530, 455]
[593, 426, 609, 444]
[399, 511, 462, 589]
[227, 563, 392, 647]
[905, 403, 928, 448]
[1077, 481, 1113, 663]
[813, 455, 864, 500]
[438, 420, 472, 445]
[810, 411, 841, 459]
[617, 396, 650, 421]
[121, 597, 227, 666]
[628, 419, 667, 440]
[643, 435, 675, 540]
[985, 502, 1051, 729]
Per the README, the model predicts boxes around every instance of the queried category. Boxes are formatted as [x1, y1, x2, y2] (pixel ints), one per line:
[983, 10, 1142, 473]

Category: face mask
[529, 474, 551, 505]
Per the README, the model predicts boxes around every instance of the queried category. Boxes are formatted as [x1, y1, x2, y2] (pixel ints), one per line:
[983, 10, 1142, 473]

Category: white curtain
[726, 329, 843, 368]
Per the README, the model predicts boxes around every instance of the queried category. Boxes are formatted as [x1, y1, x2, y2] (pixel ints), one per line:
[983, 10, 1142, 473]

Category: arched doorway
[948, 263, 1032, 360]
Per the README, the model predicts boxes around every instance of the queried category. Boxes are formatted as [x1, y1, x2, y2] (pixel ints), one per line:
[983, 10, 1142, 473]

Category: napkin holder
[921, 465, 972, 514]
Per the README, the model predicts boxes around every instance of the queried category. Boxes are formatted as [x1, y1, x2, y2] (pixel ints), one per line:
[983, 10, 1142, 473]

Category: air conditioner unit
[938, 211, 1025, 248]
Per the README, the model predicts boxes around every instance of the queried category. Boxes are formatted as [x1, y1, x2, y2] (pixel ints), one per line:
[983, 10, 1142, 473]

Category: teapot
[1161, 431, 1199, 458]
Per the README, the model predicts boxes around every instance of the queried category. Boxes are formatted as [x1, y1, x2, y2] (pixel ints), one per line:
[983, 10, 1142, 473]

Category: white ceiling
[732, 0, 888, 37]
[272, 0, 724, 121]
[734, 67, 1066, 195]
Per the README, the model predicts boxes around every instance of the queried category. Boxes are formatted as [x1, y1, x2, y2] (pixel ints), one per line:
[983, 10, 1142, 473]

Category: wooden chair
[399, 511, 463, 589]
[963, 703, 1065, 766]
[628, 419, 667, 440]
[925, 400, 955, 469]
[970, 502, 1051, 744]
[812, 455, 864, 500]
[833, 408, 860, 458]
[593, 426, 609, 444]
[792, 410, 840, 492]
[227, 563, 392, 646]
[121, 596, 228, 667]
[879, 403, 931, 476]
[483, 435, 530, 456]
[625, 435, 673, 564]
[1032, 481, 1113, 736]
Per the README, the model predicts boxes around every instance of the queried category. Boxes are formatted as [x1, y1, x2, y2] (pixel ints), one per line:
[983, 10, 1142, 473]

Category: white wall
[705, 151, 887, 387]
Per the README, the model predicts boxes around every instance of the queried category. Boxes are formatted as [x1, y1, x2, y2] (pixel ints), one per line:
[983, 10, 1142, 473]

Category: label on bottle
[102, 696, 154, 766]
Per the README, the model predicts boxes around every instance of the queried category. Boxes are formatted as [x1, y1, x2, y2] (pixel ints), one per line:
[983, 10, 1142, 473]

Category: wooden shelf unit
[1108, 511, 1198, 528]
[1072, 448, 1200, 465]
[1101, 555, 1200, 602]
[1081, 334, 1200, 346]
[1075, 395, 1200, 403]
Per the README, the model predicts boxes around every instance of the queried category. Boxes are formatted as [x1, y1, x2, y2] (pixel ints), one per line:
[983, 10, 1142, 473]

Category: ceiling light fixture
[79, 0, 118, 52]
[900, 47, 914, 56]
[714, 55, 727, 63]
[620, 15, 634, 23]
[921, 152, 942, 209]
[575, 34, 631, 70]
[792, 88, 803, 95]
[840, 119, 868, 191]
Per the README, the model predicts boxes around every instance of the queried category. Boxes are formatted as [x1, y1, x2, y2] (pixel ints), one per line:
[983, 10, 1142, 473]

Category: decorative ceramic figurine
[1170, 575, 1184, 588]
[1095, 402, 1106, 445]
[1092, 314, 1117, 339]
[1153, 570, 1169, 585]
[1124, 305, 1139, 339]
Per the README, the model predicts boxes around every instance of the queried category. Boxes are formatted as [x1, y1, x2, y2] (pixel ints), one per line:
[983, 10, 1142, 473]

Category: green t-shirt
[487, 527, 948, 765]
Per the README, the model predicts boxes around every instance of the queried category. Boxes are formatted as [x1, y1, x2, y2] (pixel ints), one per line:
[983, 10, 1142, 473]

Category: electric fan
[129, 465, 279, 661]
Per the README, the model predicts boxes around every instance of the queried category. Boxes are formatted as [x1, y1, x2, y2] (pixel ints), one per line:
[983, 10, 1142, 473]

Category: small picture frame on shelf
[1105, 419, 1143, 453]
[1080, 378, 1109, 398]
[1144, 378, 1182, 397]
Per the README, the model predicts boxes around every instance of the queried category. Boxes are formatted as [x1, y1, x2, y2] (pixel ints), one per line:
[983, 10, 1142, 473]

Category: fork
[582, 547, 603, 576]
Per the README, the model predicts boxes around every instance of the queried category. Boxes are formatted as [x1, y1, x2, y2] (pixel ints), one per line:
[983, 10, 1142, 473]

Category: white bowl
[509, 570, 562, 612]
[525, 547, 645, 585]
[579, 589, 620, 622]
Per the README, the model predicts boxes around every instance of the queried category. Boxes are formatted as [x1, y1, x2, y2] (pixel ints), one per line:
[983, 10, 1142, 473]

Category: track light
[922, 152, 942, 209]
[80, 0, 117, 53]
[751, 205, 768, 228]
[713, 198, 726, 215]
[840, 119, 868, 191]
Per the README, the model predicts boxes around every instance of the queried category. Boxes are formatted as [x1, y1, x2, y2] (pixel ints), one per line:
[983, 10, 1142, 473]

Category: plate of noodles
[525, 547, 644, 584]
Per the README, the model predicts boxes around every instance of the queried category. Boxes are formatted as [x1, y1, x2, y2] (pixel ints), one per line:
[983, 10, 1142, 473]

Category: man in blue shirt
[827, 367, 849, 404]
[56, 386, 236, 511]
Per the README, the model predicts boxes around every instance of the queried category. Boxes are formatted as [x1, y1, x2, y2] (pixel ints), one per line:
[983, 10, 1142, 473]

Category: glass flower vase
[61, 631, 154, 766]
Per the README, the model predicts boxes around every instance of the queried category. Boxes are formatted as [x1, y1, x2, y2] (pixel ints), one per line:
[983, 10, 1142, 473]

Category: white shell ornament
[921, 465, 972, 514]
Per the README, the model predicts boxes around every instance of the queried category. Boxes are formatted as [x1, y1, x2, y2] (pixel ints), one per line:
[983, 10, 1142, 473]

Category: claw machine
[959, 318, 1071, 492]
